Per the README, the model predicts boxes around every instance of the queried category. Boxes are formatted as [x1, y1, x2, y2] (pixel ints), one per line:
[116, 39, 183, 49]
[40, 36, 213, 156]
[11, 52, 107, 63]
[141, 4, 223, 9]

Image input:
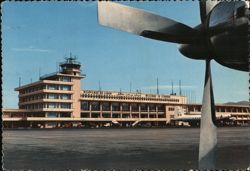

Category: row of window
[20, 93, 72, 103]
[47, 93, 71, 100]
[48, 102, 71, 109]
[20, 102, 72, 109]
[80, 112, 165, 118]
[81, 101, 165, 111]
[20, 94, 44, 102]
[9, 112, 72, 118]
[47, 84, 71, 91]
[7, 113, 46, 118]
[20, 84, 72, 95]
[187, 107, 249, 113]
[81, 94, 180, 102]
[47, 112, 71, 117]
[20, 103, 44, 110]
[57, 76, 71, 82]
[20, 86, 44, 94]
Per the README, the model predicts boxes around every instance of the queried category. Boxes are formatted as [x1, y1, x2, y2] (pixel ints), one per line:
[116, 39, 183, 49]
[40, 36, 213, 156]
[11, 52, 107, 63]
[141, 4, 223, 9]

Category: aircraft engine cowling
[207, 1, 248, 71]
[179, 1, 249, 71]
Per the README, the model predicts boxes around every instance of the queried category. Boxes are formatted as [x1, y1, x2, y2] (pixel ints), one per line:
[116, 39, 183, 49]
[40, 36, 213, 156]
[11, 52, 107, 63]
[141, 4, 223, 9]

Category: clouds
[3, 24, 26, 31]
[11, 47, 51, 53]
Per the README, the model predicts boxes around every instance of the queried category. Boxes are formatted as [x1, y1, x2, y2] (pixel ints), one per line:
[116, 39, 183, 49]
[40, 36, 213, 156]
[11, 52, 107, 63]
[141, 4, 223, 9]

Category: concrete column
[156, 105, 158, 118]
[130, 104, 132, 118]
[110, 103, 113, 118]
[100, 102, 103, 118]
[139, 104, 141, 118]
[89, 102, 92, 118]
[120, 103, 123, 118]
[165, 105, 170, 123]
[147, 105, 150, 118]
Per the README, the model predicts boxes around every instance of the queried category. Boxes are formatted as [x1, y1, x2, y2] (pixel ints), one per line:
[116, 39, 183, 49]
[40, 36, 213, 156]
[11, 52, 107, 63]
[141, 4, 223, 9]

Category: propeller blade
[98, 1, 200, 44]
[199, 0, 219, 23]
[199, 60, 217, 169]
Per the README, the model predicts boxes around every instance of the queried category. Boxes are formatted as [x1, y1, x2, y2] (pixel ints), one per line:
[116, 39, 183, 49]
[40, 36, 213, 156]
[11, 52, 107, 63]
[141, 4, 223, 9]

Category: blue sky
[2, 1, 248, 108]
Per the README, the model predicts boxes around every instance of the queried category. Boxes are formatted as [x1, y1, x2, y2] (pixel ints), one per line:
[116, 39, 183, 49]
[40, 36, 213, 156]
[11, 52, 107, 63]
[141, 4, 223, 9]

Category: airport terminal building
[2, 57, 250, 128]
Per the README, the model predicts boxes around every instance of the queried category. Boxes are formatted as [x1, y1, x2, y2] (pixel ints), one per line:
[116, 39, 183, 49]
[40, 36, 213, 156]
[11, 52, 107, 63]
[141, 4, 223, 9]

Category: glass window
[102, 113, 111, 118]
[81, 112, 90, 118]
[60, 103, 71, 109]
[131, 103, 139, 111]
[157, 105, 165, 111]
[62, 76, 71, 82]
[47, 112, 57, 117]
[48, 103, 57, 108]
[149, 104, 156, 111]
[112, 103, 120, 111]
[48, 93, 58, 99]
[61, 94, 70, 100]
[102, 102, 110, 111]
[81, 101, 89, 110]
[141, 104, 147, 112]
[60, 113, 71, 117]
[122, 103, 129, 111]
[112, 113, 120, 118]
[92, 113, 100, 118]
[91, 102, 100, 111]
[61, 85, 71, 91]
[48, 84, 57, 90]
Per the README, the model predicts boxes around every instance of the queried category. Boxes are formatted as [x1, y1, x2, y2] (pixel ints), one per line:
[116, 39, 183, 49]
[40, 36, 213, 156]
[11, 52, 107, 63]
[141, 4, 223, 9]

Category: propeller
[198, 59, 217, 169]
[98, 2, 201, 44]
[198, 0, 218, 169]
[97, 1, 220, 169]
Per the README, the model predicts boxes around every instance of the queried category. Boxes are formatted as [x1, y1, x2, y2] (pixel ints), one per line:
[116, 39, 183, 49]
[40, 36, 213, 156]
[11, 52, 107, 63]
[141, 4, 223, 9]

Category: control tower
[58, 55, 85, 118]
[60, 56, 82, 76]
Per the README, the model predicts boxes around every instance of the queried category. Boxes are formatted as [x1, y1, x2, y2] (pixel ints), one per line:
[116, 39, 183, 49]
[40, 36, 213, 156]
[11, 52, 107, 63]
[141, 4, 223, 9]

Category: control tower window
[60, 76, 71, 82]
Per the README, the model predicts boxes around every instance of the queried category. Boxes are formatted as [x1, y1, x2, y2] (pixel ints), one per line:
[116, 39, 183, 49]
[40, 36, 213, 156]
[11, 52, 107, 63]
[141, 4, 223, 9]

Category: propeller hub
[205, 1, 249, 71]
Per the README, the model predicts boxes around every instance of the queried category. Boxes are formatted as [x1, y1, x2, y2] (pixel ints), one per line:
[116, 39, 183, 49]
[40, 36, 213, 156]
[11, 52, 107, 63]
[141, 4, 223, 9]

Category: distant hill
[225, 101, 250, 105]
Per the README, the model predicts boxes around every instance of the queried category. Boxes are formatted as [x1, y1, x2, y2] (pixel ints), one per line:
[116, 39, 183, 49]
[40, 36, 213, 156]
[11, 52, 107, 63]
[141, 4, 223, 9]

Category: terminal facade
[2, 57, 250, 128]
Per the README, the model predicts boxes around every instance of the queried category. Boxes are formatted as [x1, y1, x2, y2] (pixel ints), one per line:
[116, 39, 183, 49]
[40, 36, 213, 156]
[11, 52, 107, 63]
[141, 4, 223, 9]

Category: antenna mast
[56, 62, 59, 72]
[179, 80, 182, 96]
[39, 67, 41, 78]
[98, 80, 102, 91]
[130, 81, 132, 93]
[171, 80, 174, 95]
[19, 77, 21, 87]
[157, 77, 159, 94]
